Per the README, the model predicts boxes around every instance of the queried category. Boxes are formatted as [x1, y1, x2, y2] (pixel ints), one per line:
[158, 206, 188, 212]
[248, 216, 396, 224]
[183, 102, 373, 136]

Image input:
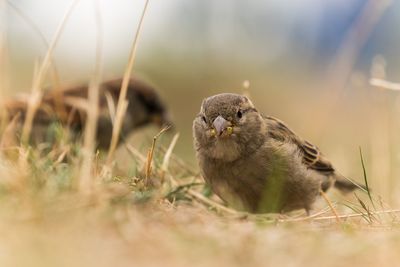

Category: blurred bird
[193, 93, 364, 214]
[2, 78, 171, 149]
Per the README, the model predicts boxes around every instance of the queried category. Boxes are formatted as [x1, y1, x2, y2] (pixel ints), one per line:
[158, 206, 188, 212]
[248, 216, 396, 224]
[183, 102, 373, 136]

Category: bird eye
[237, 110, 242, 119]
[202, 116, 207, 123]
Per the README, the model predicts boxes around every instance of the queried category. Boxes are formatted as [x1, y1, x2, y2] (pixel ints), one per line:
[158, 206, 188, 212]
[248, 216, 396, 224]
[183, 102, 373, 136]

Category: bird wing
[264, 116, 334, 175]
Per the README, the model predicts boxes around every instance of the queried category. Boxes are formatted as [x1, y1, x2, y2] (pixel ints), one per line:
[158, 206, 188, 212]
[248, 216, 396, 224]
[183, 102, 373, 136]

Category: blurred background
[1, 0, 400, 205]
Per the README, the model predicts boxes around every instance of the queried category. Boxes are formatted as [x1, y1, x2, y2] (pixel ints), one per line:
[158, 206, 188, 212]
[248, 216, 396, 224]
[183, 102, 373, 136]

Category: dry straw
[79, 0, 103, 193]
[145, 125, 171, 184]
[21, 0, 80, 144]
[370, 78, 400, 91]
[107, 0, 150, 163]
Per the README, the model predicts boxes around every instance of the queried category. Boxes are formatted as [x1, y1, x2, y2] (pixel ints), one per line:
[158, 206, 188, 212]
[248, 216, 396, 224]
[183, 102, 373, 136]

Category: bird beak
[213, 115, 229, 136]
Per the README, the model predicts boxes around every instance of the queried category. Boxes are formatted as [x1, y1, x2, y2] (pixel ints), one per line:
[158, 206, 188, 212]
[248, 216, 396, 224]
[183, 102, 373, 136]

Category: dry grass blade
[161, 133, 180, 175]
[0, 112, 20, 150]
[107, 0, 150, 163]
[354, 193, 376, 223]
[79, 0, 103, 193]
[104, 90, 116, 124]
[370, 78, 400, 91]
[320, 190, 341, 223]
[55, 147, 70, 164]
[21, 0, 80, 144]
[79, 79, 100, 193]
[165, 172, 239, 215]
[279, 209, 400, 223]
[186, 188, 240, 215]
[347, 204, 372, 223]
[145, 125, 171, 184]
[165, 182, 204, 198]
[63, 96, 90, 111]
[303, 206, 337, 220]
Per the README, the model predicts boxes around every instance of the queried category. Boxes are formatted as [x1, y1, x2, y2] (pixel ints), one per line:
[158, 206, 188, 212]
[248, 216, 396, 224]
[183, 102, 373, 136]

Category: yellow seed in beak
[227, 126, 233, 135]
[210, 129, 216, 136]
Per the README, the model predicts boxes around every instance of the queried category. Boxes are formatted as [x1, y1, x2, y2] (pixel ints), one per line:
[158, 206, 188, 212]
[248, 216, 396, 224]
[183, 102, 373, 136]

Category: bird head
[193, 93, 265, 161]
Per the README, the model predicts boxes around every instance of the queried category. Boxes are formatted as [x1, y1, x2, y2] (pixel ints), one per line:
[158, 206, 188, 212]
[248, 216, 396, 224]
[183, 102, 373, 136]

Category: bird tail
[334, 173, 368, 194]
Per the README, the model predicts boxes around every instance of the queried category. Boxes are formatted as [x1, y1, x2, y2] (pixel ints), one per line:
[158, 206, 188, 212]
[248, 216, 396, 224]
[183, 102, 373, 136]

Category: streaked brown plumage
[193, 93, 364, 214]
[2, 78, 171, 148]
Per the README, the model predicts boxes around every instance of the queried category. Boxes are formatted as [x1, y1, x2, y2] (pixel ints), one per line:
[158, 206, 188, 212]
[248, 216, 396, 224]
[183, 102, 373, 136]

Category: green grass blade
[359, 147, 375, 209]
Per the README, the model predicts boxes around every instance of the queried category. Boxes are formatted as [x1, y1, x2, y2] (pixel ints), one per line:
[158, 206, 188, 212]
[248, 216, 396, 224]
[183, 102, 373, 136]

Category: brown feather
[264, 116, 335, 174]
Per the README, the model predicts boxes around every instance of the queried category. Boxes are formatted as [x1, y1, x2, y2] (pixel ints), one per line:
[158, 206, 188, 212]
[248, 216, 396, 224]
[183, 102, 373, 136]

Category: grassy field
[0, 125, 399, 267]
[2, 1, 400, 266]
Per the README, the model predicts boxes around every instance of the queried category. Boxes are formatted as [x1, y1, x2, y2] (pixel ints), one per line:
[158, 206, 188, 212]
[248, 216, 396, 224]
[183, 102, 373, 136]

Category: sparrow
[3, 78, 171, 149]
[193, 93, 364, 214]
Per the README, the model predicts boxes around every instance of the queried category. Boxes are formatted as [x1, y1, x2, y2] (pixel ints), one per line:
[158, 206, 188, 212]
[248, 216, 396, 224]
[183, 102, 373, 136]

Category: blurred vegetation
[2, 1, 400, 266]
[2, 0, 400, 201]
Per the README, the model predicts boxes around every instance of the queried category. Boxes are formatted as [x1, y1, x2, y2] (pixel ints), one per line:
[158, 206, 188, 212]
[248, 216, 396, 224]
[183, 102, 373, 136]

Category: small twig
[104, 90, 116, 124]
[280, 209, 400, 223]
[55, 147, 70, 164]
[305, 206, 337, 219]
[320, 190, 341, 223]
[370, 78, 400, 91]
[145, 125, 171, 184]
[187, 189, 239, 215]
[343, 201, 372, 224]
[164, 182, 204, 199]
[166, 173, 239, 215]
